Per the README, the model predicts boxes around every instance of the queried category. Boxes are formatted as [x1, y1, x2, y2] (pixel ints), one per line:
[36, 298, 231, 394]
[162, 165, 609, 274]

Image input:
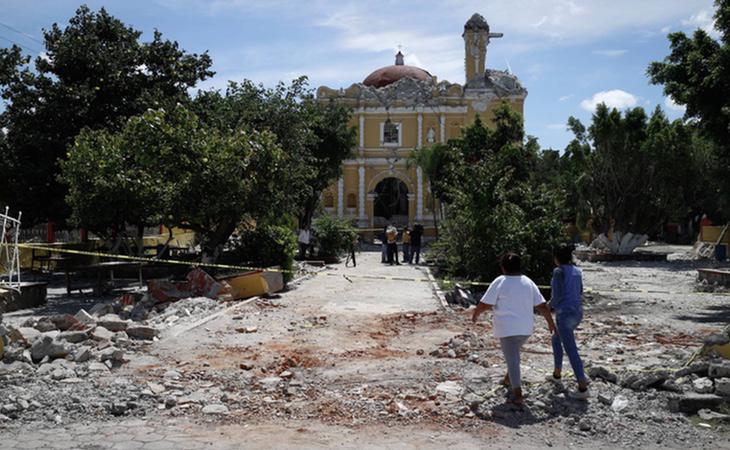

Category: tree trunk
[201, 219, 238, 265]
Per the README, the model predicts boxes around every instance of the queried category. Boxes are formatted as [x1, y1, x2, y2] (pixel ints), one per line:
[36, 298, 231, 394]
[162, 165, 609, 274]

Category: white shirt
[480, 275, 546, 338]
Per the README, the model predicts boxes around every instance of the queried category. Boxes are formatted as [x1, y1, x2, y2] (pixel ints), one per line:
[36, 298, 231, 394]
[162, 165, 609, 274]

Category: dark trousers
[402, 243, 411, 263]
[387, 243, 399, 264]
[410, 244, 421, 264]
[298, 243, 308, 260]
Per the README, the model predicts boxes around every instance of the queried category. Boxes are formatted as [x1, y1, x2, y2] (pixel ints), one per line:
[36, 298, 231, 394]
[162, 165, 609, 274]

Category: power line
[0, 21, 43, 45]
[0, 34, 40, 54]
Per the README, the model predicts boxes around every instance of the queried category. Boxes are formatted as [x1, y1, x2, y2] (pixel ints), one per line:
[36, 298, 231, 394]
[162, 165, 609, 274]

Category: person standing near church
[297, 227, 310, 260]
[386, 224, 400, 265]
[409, 223, 423, 264]
[402, 226, 411, 263]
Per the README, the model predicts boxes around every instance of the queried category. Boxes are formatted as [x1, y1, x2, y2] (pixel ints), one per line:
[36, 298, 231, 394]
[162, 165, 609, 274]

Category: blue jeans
[551, 309, 586, 382]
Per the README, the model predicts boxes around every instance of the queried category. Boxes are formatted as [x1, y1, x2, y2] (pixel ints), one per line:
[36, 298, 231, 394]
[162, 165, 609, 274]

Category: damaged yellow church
[317, 13, 527, 230]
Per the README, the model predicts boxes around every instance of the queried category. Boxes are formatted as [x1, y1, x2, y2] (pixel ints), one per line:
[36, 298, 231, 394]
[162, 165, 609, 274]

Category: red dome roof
[363, 65, 431, 88]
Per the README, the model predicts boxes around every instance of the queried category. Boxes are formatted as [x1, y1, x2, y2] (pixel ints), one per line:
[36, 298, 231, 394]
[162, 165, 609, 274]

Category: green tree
[61, 106, 284, 262]
[192, 78, 355, 230]
[409, 143, 449, 235]
[648, 0, 730, 209]
[0, 6, 212, 225]
[433, 104, 564, 284]
[570, 105, 702, 251]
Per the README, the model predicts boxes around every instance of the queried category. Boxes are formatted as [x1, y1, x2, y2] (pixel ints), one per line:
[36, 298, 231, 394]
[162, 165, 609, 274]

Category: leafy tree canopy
[0, 6, 213, 225]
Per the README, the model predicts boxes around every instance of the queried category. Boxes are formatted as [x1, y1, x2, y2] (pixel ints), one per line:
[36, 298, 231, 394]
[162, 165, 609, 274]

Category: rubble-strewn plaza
[1, 248, 730, 449]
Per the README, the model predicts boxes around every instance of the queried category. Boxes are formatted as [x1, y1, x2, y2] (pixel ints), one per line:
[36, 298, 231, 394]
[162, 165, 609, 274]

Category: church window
[324, 192, 334, 209]
[381, 121, 401, 146]
[346, 193, 357, 209]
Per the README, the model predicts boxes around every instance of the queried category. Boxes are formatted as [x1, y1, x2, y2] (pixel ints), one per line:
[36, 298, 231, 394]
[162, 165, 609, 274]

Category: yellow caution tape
[3, 243, 730, 296]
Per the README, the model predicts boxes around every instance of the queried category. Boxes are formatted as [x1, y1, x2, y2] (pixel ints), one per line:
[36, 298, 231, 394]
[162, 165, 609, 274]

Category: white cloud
[682, 9, 720, 37]
[559, 94, 574, 102]
[592, 49, 627, 57]
[580, 89, 638, 111]
[664, 96, 686, 113]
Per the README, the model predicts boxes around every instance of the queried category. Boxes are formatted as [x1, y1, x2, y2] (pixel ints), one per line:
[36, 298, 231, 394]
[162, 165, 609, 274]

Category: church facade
[316, 13, 527, 232]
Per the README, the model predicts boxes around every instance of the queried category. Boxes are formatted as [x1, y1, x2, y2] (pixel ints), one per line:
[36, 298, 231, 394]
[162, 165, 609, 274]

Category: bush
[233, 225, 297, 283]
[312, 216, 357, 259]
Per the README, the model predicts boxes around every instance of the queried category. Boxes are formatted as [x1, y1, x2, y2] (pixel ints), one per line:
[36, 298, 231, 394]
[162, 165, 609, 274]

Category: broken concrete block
[10, 327, 41, 345]
[34, 318, 57, 332]
[59, 330, 90, 344]
[30, 336, 71, 362]
[201, 404, 229, 414]
[693, 377, 715, 394]
[674, 362, 709, 378]
[74, 309, 95, 326]
[627, 370, 669, 391]
[50, 314, 81, 331]
[89, 303, 115, 317]
[96, 314, 128, 332]
[125, 326, 158, 341]
[73, 347, 94, 363]
[91, 327, 114, 341]
[668, 393, 724, 414]
[147, 382, 166, 395]
[708, 361, 730, 379]
[0, 361, 35, 375]
[588, 366, 618, 383]
[88, 362, 110, 373]
[716, 378, 730, 397]
[98, 348, 124, 363]
[239, 361, 255, 371]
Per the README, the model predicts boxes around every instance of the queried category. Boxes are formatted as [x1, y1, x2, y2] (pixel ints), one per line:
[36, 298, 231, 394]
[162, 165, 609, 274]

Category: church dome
[363, 51, 432, 88]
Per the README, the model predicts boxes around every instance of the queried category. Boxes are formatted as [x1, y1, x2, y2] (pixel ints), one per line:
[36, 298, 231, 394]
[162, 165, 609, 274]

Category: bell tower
[463, 13, 503, 83]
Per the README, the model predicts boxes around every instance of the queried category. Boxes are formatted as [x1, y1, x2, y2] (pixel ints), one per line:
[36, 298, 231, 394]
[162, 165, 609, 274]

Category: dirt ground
[2, 244, 730, 449]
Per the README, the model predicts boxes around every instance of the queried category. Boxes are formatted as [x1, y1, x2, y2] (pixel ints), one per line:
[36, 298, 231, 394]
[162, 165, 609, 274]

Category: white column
[358, 165, 366, 221]
[439, 114, 446, 143]
[416, 167, 423, 221]
[417, 113, 423, 148]
[337, 177, 344, 217]
[359, 114, 365, 149]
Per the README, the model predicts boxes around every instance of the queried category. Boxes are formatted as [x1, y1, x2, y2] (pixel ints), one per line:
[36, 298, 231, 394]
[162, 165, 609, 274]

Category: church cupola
[394, 50, 405, 66]
[463, 13, 502, 83]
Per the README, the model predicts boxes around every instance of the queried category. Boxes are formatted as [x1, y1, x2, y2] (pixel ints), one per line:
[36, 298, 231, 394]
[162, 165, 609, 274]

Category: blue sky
[0, 0, 721, 149]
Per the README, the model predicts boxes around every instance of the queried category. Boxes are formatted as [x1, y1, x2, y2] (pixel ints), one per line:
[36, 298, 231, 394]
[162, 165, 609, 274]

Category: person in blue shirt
[547, 245, 589, 399]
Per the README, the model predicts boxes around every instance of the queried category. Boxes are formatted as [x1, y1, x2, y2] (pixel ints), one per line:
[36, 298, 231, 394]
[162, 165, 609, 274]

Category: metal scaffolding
[1, 206, 22, 292]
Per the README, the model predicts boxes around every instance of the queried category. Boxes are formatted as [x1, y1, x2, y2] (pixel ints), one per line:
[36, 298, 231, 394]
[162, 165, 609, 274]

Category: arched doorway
[373, 177, 408, 227]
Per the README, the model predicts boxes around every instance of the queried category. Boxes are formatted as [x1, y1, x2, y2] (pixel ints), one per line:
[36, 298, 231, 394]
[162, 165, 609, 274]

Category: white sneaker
[568, 389, 590, 400]
[545, 375, 563, 386]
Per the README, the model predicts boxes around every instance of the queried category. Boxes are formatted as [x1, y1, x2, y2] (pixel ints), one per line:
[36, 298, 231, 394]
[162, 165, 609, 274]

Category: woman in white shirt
[472, 253, 556, 406]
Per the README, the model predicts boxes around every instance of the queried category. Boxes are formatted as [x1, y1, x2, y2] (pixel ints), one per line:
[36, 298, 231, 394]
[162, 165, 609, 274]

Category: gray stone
[693, 377, 714, 394]
[96, 314, 128, 332]
[164, 396, 177, 408]
[126, 325, 157, 340]
[88, 362, 110, 373]
[0, 361, 34, 375]
[611, 395, 629, 412]
[628, 371, 669, 391]
[668, 393, 724, 414]
[201, 404, 229, 414]
[59, 330, 90, 344]
[34, 318, 57, 332]
[675, 362, 709, 378]
[12, 326, 41, 344]
[51, 367, 74, 380]
[588, 366, 618, 383]
[89, 303, 114, 317]
[74, 309, 95, 325]
[109, 402, 128, 416]
[73, 347, 94, 363]
[239, 361, 255, 371]
[708, 361, 730, 379]
[698, 408, 730, 421]
[716, 378, 730, 396]
[598, 394, 612, 406]
[49, 314, 79, 331]
[91, 327, 114, 341]
[147, 382, 166, 395]
[30, 336, 71, 362]
[704, 333, 730, 346]
[98, 348, 124, 362]
[164, 369, 182, 380]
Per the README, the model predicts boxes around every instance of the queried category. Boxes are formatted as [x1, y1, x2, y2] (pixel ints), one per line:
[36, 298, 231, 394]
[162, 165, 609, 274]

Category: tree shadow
[674, 304, 730, 326]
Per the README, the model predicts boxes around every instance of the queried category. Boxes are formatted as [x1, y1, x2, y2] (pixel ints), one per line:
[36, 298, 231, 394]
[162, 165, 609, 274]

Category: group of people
[380, 223, 424, 265]
[471, 246, 588, 407]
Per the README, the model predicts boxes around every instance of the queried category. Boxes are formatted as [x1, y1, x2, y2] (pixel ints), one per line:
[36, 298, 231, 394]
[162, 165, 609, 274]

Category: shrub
[234, 225, 297, 283]
[312, 216, 357, 259]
